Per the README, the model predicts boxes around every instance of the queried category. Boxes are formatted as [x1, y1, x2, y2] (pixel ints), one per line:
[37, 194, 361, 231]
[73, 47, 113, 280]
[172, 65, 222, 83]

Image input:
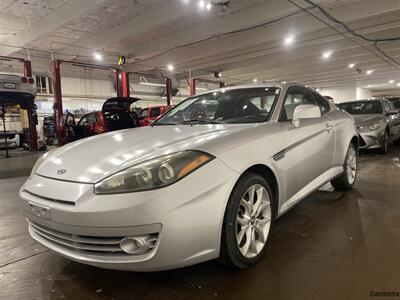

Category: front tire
[379, 129, 389, 154]
[331, 143, 357, 191]
[220, 173, 273, 269]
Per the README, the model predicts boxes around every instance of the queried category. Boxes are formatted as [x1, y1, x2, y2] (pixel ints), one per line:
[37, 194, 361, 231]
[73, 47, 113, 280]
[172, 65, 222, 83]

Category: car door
[278, 86, 335, 204]
[384, 100, 400, 139]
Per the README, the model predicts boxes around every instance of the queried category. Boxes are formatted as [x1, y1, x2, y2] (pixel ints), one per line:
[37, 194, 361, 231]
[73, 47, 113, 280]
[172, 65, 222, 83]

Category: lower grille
[30, 221, 158, 257]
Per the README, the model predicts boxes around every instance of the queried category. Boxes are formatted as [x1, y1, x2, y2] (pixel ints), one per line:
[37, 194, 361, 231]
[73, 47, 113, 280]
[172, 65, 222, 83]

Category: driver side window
[280, 87, 316, 121]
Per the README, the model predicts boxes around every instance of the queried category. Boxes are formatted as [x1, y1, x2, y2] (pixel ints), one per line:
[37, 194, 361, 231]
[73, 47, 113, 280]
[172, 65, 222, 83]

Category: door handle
[326, 123, 333, 132]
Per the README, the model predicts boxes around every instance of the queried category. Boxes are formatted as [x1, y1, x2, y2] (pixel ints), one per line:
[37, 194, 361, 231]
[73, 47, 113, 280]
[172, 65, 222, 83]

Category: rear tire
[220, 173, 273, 269]
[331, 143, 357, 191]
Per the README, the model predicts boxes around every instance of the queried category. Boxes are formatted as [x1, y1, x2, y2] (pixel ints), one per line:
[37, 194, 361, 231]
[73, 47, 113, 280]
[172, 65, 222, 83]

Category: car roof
[190, 82, 310, 97]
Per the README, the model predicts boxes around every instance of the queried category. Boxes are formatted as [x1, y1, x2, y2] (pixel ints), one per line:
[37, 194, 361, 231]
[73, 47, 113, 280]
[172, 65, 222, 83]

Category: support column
[166, 78, 173, 106]
[120, 71, 130, 97]
[114, 70, 123, 97]
[189, 79, 196, 96]
[23, 60, 38, 151]
[51, 60, 65, 146]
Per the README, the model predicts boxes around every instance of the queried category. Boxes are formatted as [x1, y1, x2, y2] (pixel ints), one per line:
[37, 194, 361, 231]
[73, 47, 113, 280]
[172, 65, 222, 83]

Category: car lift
[120, 71, 173, 106]
[51, 59, 123, 146]
[188, 78, 225, 96]
[0, 55, 38, 152]
[51, 60, 174, 146]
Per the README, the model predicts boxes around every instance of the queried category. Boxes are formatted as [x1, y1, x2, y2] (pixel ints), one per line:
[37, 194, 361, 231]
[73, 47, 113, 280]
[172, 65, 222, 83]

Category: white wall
[356, 87, 372, 100]
[319, 87, 356, 103]
[35, 76, 188, 114]
[319, 86, 373, 103]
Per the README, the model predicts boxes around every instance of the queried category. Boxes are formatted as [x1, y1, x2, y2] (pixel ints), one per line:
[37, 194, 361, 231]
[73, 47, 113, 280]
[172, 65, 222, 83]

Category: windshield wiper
[180, 119, 222, 125]
[151, 122, 178, 127]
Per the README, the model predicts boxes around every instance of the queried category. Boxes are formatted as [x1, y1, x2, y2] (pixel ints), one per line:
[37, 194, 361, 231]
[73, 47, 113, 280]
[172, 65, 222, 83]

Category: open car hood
[102, 97, 140, 112]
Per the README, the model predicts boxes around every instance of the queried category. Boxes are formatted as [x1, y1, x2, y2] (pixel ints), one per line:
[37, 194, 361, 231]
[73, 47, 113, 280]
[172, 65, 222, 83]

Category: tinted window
[150, 107, 161, 118]
[139, 108, 148, 118]
[389, 98, 400, 109]
[337, 101, 383, 115]
[280, 87, 317, 121]
[313, 92, 331, 114]
[155, 87, 280, 125]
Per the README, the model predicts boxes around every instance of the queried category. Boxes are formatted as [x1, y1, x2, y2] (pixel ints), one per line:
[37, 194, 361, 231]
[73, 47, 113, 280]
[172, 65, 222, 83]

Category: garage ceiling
[0, 0, 399, 93]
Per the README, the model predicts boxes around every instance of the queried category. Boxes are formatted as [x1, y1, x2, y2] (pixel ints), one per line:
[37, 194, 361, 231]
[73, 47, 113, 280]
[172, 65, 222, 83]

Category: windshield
[337, 101, 383, 115]
[154, 87, 280, 125]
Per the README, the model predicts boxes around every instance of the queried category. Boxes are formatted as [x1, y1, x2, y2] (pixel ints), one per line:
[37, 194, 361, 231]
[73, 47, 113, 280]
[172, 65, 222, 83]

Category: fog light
[119, 236, 153, 255]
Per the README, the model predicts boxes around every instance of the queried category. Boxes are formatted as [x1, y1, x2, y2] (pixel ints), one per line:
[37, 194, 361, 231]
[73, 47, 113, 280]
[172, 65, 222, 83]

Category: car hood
[352, 114, 384, 126]
[35, 124, 251, 183]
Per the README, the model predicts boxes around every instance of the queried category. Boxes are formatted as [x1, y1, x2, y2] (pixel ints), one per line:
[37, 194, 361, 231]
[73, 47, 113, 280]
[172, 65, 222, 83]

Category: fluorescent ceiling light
[397, 83, 400, 87]
[284, 35, 295, 45]
[253, 78, 258, 83]
[206, 2, 212, 10]
[93, 52, 103, 61]
[348, 63, 355, 68]
[389, 80, 395, 84]
[198, 0, 205, 8]
[322, 51, 332, 59]
[167, 64, 174, 71]
[366, 70, 374, 75]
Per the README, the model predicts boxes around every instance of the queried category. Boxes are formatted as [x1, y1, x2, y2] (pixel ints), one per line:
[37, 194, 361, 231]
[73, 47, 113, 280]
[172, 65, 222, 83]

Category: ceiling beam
[0, 0, 109, 56]
[57, 1, 196, 58]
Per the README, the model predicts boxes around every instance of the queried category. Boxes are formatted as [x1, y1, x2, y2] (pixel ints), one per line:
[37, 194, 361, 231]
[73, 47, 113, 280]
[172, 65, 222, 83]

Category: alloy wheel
[236, 184, 271, 258]
[346, 147, 357, 185]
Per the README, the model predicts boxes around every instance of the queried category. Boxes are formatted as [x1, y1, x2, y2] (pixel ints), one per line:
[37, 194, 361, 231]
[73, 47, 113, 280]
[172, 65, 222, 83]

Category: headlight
[94, 151, 214, 194]
[359, 122, 381, 132]
[30, 148, 57, 178]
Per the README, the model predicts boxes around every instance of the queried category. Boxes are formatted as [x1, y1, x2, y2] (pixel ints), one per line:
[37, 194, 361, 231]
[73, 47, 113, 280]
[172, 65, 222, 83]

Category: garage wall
[319, 87, 372, 103]
[356, 87, 373, 100]
[33, 76, 189, 114]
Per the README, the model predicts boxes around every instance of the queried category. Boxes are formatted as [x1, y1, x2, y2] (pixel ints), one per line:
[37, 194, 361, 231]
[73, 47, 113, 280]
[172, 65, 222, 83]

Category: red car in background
[62, 97, 140, 143]
[138, 105, 173, 126]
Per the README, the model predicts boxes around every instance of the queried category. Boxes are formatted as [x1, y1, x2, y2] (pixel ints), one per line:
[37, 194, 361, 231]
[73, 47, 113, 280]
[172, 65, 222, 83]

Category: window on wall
[35, 76, 53, 94]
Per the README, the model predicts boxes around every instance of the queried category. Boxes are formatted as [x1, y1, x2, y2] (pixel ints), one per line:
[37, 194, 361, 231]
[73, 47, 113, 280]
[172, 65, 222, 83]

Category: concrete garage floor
[1, 147, 400, 300]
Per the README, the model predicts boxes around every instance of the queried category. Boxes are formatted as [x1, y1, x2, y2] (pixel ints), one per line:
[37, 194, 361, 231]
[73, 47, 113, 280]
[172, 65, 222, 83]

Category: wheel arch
[350, 135, 359, 150]
[239, 164, 279, 220]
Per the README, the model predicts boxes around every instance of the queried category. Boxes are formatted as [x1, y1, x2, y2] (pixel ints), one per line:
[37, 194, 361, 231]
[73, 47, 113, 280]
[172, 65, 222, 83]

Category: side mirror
[292, 104, 321, 128]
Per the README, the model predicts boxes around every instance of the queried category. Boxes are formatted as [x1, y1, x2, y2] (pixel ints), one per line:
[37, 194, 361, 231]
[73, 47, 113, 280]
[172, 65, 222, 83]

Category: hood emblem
[57, 169, 67, 175]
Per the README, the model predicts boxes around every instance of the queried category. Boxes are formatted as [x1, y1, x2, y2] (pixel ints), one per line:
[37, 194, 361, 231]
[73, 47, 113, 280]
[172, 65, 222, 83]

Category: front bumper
[358, 129, 385, 149]
[20, 159, 239, 271]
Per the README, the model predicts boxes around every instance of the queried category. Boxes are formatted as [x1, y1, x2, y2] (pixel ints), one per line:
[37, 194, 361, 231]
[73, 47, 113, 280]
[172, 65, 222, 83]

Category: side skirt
[278, 166, 343, 216]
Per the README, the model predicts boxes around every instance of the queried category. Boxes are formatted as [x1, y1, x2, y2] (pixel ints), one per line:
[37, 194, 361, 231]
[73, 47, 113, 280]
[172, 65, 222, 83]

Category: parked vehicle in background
[337, 99, 400, 153]
[63, 97, 140, 143]
[138, 105, 173, 126]
[0, 74, 36, 109]
[0, 130, 20, 149]
[22, 83, 359, 271]
[387, 97, 400, 110]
